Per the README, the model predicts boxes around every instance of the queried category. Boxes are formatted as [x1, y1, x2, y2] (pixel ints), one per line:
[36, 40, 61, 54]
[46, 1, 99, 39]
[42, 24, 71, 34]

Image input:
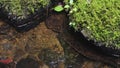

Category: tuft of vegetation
[0, 0, 50, 18]
[54, 5, 64, 12]
[64, 0, 120, 49]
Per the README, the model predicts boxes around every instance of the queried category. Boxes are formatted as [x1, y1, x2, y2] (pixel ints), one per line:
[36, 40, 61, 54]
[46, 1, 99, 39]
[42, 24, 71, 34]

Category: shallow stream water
[0, 13, 118, 68]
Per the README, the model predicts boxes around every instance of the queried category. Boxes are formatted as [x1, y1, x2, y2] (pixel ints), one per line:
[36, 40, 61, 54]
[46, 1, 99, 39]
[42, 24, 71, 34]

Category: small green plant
[64, 0, 120, 49]
[54, 0, 78, 29]
[54, 5, 64, 12]
[53, 0, 77, 13]
[0, 0, 50, 18]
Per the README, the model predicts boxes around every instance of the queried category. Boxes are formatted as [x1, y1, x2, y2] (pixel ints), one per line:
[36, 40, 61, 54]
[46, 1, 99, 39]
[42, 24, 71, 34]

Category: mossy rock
[65, 0, 120, 49]
[0, 0, 50, 18]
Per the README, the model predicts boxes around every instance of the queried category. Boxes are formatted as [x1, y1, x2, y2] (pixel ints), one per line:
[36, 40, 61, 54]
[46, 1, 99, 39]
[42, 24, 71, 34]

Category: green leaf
[72, 8, 77, 12]
[54, 5, 64, 12]
[69, 0, 74, 5]
[64, 5, 70, 9]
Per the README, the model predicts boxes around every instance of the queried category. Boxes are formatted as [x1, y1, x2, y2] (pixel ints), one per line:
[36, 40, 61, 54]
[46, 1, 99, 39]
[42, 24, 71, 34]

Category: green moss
[65, 0, 120, 49]
[0, 0, 50, 18]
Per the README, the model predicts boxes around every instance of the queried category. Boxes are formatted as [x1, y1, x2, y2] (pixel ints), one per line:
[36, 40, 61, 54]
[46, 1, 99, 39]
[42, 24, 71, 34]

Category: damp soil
[0, 12, 119, 68]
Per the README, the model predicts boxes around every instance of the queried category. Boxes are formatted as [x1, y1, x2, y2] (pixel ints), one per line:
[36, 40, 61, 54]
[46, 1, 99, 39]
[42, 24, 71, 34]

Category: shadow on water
[16, 58, 39, 68]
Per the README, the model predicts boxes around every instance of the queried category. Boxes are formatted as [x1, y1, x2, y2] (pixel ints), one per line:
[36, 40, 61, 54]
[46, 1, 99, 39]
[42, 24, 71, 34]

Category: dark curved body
[68, 27, 120, 58]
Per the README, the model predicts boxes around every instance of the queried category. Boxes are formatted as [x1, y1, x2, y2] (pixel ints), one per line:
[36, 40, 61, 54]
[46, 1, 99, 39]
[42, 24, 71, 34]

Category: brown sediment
[0, 19, 64, 68]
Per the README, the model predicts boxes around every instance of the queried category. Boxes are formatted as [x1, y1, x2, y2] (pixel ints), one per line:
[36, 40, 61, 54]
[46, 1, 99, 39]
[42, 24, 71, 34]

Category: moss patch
[0, 0, 50, 18]
[65, 0, 120, 49]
